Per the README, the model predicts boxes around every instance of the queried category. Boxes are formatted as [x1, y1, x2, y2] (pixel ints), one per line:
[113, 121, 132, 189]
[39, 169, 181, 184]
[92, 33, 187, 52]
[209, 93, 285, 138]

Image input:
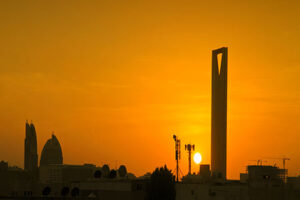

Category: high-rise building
[211, 47, 228, 179]
[40, 134, 63, 166]
[24, 121, 38, 171]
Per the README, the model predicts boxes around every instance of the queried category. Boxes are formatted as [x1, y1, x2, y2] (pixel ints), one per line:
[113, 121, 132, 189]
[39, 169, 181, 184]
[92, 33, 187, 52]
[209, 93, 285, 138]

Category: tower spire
[211, 47, 228, 180]
[24, 120, 38, 171]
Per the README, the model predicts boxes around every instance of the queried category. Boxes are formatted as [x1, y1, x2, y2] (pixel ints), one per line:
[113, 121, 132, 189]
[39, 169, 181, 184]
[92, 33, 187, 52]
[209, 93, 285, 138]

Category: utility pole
[185, 144, 195, 174]
[173, 135, 181, 182]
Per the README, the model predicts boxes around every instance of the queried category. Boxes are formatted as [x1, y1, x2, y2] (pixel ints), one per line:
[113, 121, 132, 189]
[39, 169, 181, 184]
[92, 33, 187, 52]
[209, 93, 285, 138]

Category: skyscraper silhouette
[24, 122, 38, 171]
[211, 47, 228, 179]
[40, 134, 63, 166]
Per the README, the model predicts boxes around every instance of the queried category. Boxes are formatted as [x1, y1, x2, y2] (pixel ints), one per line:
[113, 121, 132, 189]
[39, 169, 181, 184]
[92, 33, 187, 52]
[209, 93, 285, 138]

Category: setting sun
[193, 152, 202, 164]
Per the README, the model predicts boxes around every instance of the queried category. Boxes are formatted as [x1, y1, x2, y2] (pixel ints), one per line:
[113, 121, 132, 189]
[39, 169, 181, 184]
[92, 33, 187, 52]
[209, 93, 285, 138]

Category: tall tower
[211, 47, 228, 179]
[24, 121, 38, 171]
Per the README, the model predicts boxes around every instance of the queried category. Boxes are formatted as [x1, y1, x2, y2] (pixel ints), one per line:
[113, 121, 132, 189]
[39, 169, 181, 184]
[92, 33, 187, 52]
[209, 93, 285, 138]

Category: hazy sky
[0, 0, 299, 179]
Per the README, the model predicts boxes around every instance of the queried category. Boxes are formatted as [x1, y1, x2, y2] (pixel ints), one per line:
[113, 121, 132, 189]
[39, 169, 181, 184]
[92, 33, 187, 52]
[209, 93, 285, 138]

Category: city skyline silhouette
[0, 0, 300, 183]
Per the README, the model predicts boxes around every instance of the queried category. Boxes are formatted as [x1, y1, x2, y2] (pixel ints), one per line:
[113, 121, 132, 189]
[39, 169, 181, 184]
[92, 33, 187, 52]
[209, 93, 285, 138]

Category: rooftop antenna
[185, 144, 195, 175]
[173, 135, 181, 182]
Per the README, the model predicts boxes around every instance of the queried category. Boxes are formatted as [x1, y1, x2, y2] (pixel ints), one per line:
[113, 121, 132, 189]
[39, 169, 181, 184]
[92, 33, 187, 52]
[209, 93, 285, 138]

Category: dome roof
[40, 134, 63, 166]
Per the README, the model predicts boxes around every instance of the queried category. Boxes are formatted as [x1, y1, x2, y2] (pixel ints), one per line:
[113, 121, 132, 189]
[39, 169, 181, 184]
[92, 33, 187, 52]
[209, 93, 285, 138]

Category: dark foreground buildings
[0, 122, 149, 199]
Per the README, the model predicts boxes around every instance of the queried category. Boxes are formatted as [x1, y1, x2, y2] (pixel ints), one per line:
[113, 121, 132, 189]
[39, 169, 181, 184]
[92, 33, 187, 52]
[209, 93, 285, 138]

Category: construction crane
[265, 157, 290, 170]
[281, 157, 290, 182]
[265, 157, 290, 181]
[185, 144, 195, 175]
[282, 157, 290, 171]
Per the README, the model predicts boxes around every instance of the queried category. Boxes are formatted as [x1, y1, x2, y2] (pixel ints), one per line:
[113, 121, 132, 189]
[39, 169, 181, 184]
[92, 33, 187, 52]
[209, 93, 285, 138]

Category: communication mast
[185, 144, 195, 175]
[173, 135, 181, 182]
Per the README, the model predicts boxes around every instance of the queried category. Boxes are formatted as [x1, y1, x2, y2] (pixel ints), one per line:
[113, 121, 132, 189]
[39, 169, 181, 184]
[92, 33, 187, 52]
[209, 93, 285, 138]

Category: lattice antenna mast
[173, 135, 181, 182]
[185, 144, 195, 175]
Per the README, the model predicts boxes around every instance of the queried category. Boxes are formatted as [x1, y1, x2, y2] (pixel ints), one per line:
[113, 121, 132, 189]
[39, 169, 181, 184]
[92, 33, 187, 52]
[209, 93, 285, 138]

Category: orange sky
[0, 0, 299, 179]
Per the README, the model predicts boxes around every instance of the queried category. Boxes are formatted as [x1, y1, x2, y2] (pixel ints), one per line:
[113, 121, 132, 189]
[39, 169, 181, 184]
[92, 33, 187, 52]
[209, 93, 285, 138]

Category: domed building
[40, 134, 63, 166]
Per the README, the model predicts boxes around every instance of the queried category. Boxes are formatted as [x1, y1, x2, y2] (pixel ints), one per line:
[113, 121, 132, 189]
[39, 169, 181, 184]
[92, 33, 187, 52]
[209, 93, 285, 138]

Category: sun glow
[193, 152, 202, 164]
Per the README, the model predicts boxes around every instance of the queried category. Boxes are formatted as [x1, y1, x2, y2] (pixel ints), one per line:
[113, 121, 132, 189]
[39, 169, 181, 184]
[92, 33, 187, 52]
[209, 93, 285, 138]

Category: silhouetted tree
[109, 169, 117, 179]
[148, 165, 175, 200]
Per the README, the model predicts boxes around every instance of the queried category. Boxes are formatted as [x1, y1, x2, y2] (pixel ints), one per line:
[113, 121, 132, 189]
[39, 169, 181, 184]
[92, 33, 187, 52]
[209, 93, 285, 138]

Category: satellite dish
[118, 165, 127, 177]
[102, 164, 110, 178]
[88, 192, 96, 198]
